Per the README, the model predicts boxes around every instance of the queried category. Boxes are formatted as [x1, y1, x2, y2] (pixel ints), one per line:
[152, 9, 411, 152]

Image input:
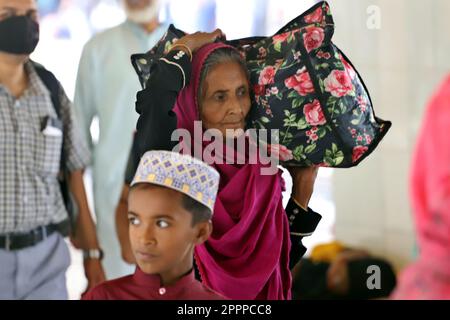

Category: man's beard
[124, 0, 160, 24]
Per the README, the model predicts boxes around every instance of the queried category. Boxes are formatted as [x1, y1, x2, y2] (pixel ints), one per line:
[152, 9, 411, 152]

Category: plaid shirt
[0, 61, 90, 234]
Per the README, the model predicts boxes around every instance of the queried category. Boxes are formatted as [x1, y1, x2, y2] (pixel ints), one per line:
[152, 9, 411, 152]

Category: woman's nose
[227, 97, 243, 115]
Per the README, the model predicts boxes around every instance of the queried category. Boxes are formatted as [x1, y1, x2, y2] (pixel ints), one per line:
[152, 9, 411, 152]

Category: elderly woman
[134, 29, 322, 300]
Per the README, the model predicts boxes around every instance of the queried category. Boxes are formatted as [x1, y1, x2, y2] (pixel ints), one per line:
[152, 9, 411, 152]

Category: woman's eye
[128, 216, 140, 226]
[156, 220, 170, 228]
[237, 88, 247, 97]
[214, 94, 225, 102]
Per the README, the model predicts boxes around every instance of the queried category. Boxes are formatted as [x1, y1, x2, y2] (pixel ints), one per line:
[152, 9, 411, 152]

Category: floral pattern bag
[131, 24, 185, 89]
[131, 1, 391, 167]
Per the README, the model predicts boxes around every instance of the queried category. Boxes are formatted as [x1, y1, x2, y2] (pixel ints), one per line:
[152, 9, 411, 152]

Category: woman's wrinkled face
[199, 61, 251, 138]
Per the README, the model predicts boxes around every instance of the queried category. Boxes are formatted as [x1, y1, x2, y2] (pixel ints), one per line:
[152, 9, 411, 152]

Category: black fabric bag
[131, 1, 391, 168]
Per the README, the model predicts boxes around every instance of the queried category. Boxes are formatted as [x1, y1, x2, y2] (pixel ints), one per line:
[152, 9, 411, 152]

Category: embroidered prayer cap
[131, 150, 220, 213]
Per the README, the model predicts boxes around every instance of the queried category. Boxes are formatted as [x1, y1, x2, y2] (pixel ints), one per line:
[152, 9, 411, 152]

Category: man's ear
[194, 220, 212, 245]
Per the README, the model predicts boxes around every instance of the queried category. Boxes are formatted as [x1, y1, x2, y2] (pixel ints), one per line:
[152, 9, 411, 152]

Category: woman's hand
[286, 166, 319, 210]
[170, 28, 226, 56]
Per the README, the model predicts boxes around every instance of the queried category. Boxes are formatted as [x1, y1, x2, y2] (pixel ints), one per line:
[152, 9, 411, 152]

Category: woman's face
[199, 61, 251, 138]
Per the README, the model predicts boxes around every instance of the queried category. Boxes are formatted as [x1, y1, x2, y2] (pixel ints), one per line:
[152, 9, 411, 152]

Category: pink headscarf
[172, 43, 292, 300]
[391, 75, 450, 299]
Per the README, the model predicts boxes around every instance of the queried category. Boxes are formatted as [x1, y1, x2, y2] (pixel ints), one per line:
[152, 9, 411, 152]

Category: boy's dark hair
[181, 194, 212, 226]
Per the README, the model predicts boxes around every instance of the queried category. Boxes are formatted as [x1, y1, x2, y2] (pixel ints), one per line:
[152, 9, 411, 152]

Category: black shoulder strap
[31, 60, 62, 119]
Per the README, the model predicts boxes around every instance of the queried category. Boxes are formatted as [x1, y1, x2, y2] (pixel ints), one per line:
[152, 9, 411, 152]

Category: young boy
[82, 150, 224, 300]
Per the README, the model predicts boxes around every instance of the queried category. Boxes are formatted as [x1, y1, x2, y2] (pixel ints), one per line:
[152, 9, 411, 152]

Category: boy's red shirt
[82, 267, 226, 300]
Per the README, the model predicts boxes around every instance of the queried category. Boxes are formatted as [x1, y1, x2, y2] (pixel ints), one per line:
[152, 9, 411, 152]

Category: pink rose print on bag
[253, 84, 265, 98]
[317, 50, 332, 60]
[352, 145, 368, 163]
[284, 67, 315, 96]
[304, 7, 323, 23]
[306, 127, 319, 142]
[324, 70, 353, 97]
[340, 55, 357, 80]
[357, 95, 368, 112]
[273, 32, 290, 45]
[268, 144, 294, 161]
[257, 47, 267, 59]
[258, 66, 276, 85]
[304, 99, 326, 126]
[303, 26, 325, 52]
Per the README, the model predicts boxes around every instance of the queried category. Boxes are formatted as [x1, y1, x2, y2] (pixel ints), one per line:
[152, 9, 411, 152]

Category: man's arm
[69, 170, 106, 290]
[59, 82, 105, 290]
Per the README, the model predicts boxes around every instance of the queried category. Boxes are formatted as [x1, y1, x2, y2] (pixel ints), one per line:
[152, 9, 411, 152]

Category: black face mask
[0, 15, 39, 55]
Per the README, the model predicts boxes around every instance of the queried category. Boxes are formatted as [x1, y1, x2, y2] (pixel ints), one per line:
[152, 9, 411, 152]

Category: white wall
[327, 0, 450, 270]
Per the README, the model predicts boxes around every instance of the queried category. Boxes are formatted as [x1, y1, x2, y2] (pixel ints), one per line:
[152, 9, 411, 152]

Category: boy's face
[128, 184, 211, 284]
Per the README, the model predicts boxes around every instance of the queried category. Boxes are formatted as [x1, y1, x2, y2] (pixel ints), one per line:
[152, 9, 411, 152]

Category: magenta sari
[172, 43, 292, 300]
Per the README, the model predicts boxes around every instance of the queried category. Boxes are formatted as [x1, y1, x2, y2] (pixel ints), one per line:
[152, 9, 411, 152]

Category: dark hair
[198, 47, 249, 104]
[181, 194, 212, 226]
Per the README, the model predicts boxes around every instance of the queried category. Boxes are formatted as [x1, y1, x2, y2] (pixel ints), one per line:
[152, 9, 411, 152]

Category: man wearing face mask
[0, 0, 105, 299]
[73, 0, 167, 279]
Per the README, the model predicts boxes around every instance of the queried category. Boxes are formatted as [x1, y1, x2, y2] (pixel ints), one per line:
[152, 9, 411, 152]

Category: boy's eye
[128, 216, 140, 226]
[156, 220, 170, 228]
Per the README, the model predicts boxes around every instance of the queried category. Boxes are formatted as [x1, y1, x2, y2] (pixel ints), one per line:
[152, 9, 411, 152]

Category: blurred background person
[73, 0, 167, 279]
[292, 241, 397, 300]
[391, 75, 450, 300]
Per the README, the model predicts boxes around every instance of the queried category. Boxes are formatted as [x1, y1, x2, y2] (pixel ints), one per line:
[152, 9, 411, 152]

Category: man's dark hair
[181, 194, 212, 226]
